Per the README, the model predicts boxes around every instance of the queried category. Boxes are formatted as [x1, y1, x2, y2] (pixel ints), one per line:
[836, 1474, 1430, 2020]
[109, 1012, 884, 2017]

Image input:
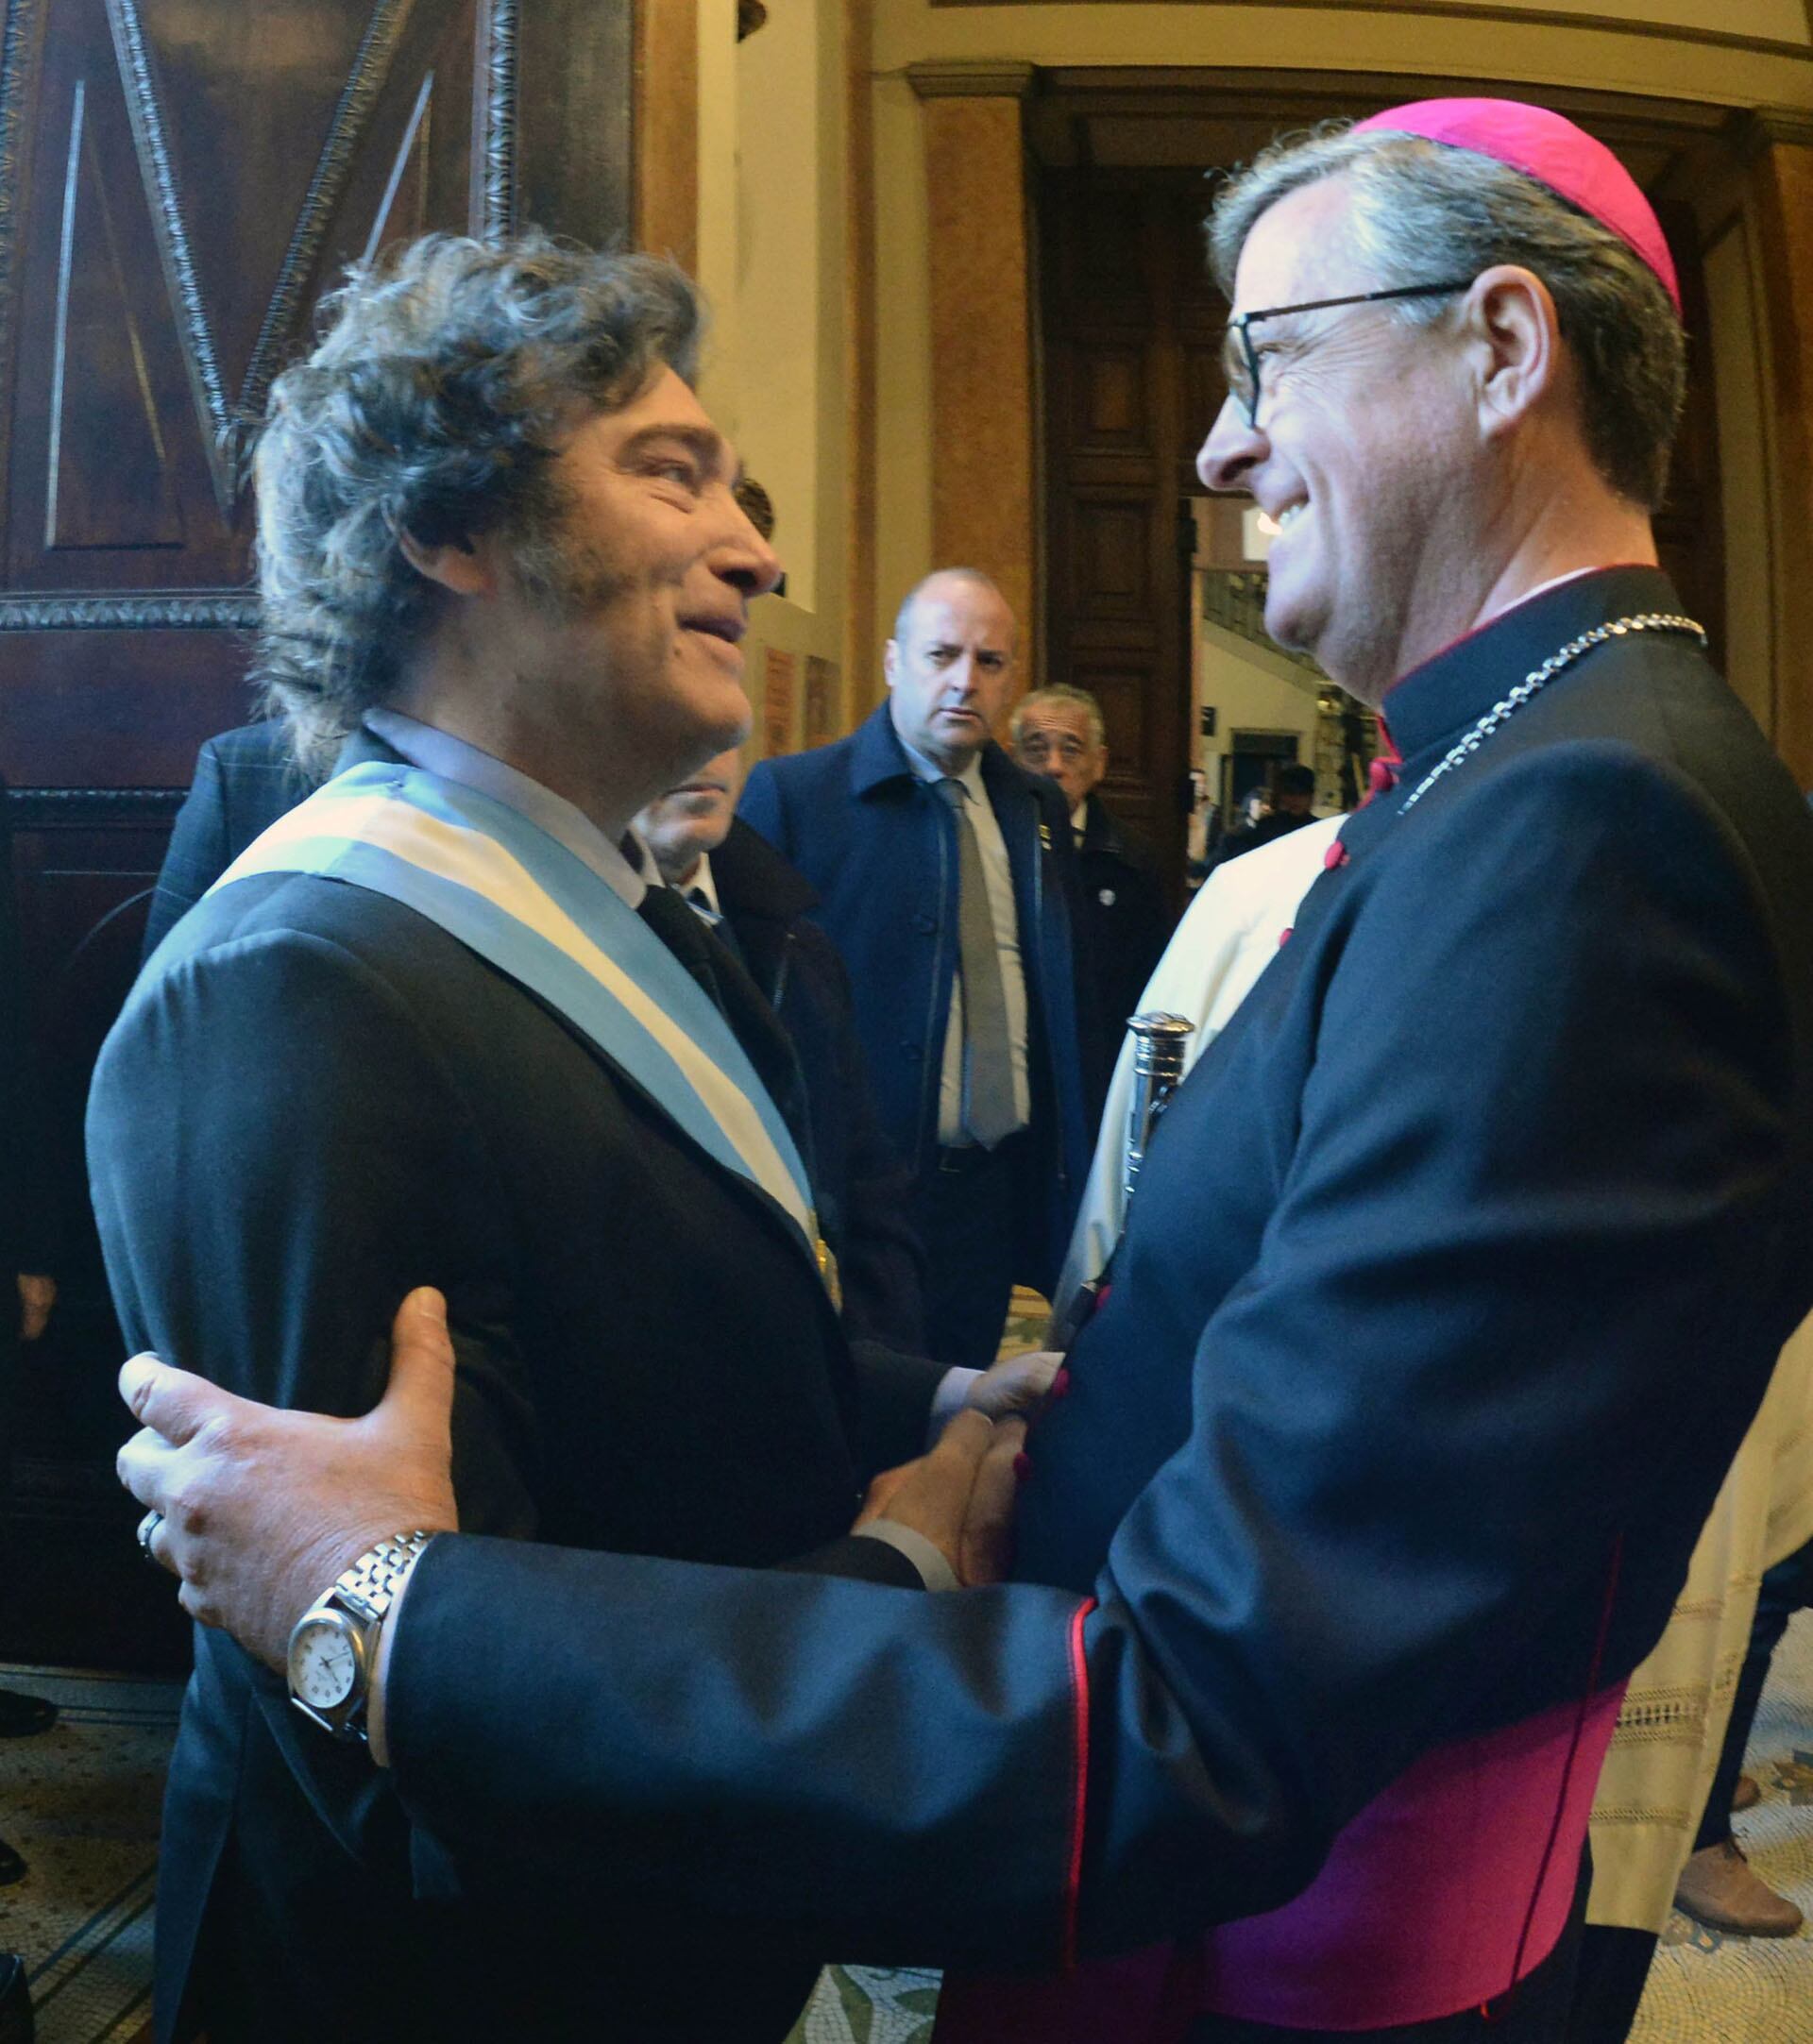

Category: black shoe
[0, 1690, 56, 1739]
[0, 1838, 24, 1888]
[0, 1951, 32, 2044]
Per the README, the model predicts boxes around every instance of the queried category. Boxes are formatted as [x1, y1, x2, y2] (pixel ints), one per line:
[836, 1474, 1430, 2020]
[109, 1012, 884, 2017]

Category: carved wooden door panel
[1040, 169, 1211, 899]
[0, 0, 631, 1666]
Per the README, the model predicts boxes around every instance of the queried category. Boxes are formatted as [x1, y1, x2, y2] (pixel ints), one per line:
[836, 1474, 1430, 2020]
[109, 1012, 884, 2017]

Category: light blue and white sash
[210, 760, 822, 1268]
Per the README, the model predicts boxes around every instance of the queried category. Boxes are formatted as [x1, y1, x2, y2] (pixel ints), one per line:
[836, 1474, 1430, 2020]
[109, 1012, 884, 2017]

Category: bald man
[739, 571, 1090, 1364]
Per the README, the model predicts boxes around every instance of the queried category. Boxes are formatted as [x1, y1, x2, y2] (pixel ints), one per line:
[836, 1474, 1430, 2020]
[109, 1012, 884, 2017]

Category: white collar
[364, 708, 649, 908]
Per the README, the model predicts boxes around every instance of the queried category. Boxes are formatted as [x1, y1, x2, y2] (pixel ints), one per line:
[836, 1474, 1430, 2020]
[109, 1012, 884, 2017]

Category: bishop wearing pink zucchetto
[114, 102, 1813, 2044]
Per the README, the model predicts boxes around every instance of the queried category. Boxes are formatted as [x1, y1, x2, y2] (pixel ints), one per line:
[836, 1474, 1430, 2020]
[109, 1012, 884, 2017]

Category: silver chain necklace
[1395, 612, 1705, 815]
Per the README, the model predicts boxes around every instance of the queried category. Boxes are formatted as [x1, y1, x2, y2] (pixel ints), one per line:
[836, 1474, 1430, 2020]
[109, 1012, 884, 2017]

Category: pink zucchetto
[1351, 98, 1681, 314]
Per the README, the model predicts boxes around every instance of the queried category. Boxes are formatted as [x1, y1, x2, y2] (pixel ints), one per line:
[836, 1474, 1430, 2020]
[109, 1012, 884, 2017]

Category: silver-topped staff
[1050, 1010, 1196, 1353]
[1122, 1011, 1195, 1206]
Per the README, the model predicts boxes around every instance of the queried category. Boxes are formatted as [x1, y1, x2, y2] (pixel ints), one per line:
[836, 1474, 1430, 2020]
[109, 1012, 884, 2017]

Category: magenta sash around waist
[934, 1683, 1624, 2041]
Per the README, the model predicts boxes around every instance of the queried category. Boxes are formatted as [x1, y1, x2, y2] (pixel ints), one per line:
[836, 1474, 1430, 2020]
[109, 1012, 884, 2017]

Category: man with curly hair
[88, 235, 1022, 2044]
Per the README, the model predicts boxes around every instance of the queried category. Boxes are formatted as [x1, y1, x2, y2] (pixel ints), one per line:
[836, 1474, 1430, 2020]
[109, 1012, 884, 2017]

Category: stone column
[635, 0, 699, 272]
[908, 61, 1039, 684]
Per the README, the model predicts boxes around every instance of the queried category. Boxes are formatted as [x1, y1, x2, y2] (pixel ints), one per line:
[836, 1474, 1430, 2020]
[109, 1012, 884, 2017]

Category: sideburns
[508, 480, 634, 620]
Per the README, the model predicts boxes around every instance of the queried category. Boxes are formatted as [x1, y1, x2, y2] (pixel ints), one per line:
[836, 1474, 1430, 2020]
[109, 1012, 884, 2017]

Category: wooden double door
[1, 0, 632, 1666]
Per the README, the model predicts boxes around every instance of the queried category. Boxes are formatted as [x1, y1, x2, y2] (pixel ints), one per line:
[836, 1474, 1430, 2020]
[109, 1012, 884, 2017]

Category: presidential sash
[210, 760, 825, 1274]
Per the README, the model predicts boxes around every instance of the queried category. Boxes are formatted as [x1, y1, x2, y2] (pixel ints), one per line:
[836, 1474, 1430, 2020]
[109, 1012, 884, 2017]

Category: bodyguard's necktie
[684, 883, 748, 970]
[637, 883, 840, 1305]
[934, 777, 1019, 1148]
[638, 885, 812, 1173]
[638, 882, 728, 1009]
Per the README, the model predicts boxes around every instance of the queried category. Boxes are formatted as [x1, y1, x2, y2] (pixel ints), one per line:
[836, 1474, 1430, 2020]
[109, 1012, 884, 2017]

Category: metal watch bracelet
[332, 1529, 436, 1624]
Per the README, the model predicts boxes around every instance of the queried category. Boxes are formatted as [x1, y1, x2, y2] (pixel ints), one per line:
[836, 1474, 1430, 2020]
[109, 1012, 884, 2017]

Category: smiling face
[885, 574, 1019, 774]
[418, 364, 780, 827]
[1196, 177, 1480, 703]
[635, 745, 745, 885]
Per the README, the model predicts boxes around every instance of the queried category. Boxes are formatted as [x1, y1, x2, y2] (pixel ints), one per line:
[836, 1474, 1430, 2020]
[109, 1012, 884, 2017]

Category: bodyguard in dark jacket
[141, 720, 314, 961]
[636, 753, 927, 1356]
[0, 770, 61, 1848]
[740, 573, 1090, 1364]
[1011, 684, 1173, 1121]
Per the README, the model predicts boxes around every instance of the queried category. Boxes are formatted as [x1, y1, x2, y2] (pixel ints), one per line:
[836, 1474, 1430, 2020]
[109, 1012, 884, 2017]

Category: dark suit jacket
[370, 568, 1813, 1973]
[710, 818, 927, 1354]
[740, 704, 1091, 1292]
[88, 733, 931, 2044]
[0, 773, 54, 1357]
[1211, 805, 1320, 870]
[141, 720, 313, 961]
[1071, 793, 1173, 1123]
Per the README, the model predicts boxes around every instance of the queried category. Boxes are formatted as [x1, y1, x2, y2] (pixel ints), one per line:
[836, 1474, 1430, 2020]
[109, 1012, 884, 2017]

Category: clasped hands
[117, 1291, 1053, 1678]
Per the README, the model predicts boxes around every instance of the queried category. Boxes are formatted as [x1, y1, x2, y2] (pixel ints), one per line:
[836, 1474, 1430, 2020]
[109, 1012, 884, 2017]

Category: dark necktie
[685, 885, 749, 971]
[934, 777, 1018, 1148]
[637, 885, 812, 1171]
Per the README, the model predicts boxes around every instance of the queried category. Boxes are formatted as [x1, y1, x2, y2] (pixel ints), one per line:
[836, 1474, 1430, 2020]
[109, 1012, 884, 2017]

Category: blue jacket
[709, 817, 927, 1357]
[142, 720, 313, 961]
[740, 701, 1091, 1290]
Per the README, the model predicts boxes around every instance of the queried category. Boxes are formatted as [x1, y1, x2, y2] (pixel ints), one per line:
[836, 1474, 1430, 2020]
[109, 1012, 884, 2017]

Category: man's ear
[396, 527, 497, 599]
[1464, 265, 1561, 445]
[882, 638, 900, 687]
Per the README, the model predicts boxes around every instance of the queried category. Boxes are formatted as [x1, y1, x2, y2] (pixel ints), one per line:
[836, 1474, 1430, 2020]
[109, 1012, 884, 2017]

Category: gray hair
[891, 567, 1015, 650]
[1207, 124, 1685, 510]
[252, 232, 705, 772]
[1010, 683, 1105, 750]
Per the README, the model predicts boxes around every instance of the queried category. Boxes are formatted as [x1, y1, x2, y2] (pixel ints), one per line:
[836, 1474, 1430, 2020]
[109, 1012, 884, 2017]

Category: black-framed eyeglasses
[1224, 280, 1474, 428]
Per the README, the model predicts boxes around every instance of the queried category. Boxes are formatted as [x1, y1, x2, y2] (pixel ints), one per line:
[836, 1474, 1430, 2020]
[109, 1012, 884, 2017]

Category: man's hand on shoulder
[855, 1409, 1027, 1587]
[117, 1288, 460, 1671]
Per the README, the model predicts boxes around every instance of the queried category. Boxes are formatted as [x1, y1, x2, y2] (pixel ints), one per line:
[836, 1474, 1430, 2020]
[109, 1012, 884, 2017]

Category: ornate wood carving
[8, 784, 186, 820]
[240, 0, 416, 435]
[0, 591, 258, 627]
[108, 0, 423, 510]
[475, 0, 517, 241]
[0, 0, 42, 411]
[105, 0, 233, 512]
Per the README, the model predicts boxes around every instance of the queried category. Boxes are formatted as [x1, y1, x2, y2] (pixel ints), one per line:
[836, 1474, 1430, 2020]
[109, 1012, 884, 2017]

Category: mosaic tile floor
[1630, 1610, 1813, 2044]
[0, 1664, 178, 2044]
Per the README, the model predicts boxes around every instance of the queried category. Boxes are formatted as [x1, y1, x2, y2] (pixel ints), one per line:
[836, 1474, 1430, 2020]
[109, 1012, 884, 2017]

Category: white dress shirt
[364, 708, 651, 911]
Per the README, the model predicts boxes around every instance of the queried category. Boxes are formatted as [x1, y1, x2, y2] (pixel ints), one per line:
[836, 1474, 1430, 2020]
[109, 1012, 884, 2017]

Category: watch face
[289, 1614, 362, 1712]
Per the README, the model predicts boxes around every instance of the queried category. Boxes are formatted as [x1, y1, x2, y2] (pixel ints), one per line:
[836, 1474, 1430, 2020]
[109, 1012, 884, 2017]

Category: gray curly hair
[1207, 125, 1685, 511]
[252, 232, 704, 772]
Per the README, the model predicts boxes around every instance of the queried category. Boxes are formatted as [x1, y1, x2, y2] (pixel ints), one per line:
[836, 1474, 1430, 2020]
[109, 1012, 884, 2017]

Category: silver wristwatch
[286, 1530, 435, 1742]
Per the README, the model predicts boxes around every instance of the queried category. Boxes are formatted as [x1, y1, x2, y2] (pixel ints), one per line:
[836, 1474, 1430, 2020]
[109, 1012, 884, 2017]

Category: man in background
[1011, 683, 1172, 1119]
[740, 570, 1090, 1363]
[635, 748, 926, 1352]
[0, 768, 59, 1920]
[140, 722, 311, 962]
[1213, 759, 1320, 865]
